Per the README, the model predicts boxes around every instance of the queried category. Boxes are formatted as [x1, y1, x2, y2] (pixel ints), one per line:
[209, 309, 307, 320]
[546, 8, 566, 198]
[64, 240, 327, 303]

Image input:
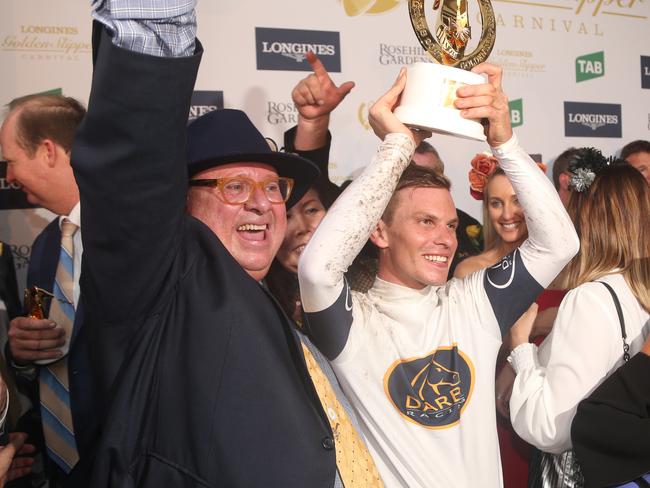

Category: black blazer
[21, 219, 97, 483]
[572, 352, 650, 487]
[0, 241, 20, 320]
[71, 26, 336, 488]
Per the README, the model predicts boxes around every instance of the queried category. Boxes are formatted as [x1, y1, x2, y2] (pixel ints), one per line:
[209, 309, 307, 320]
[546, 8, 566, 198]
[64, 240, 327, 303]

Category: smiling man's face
[187, 162, 287, 281]
[372, 186, 458, 289]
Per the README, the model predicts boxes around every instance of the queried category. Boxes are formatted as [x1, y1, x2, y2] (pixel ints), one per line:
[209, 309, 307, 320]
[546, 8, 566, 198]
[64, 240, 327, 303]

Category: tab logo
[189, 91, 224, 122]
[509, 98, 523, 128]
[576, 51, 604, 82]
[642, 56, 650, 89]
[256, 27, 341, 72]
[564, 102, 622, 138]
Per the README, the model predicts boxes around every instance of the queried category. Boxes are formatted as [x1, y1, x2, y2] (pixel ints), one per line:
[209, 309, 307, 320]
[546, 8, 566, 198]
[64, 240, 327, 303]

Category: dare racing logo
[384, 345, 474, 429]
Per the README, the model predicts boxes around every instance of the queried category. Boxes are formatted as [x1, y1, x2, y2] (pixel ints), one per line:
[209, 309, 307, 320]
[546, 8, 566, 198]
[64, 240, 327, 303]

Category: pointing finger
[306, 51, 332, 86]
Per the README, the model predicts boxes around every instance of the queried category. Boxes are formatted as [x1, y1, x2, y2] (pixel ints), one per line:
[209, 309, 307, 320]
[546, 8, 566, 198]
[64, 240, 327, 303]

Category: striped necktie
[301, 343, 384, 488]
[39, 219, 79, 473]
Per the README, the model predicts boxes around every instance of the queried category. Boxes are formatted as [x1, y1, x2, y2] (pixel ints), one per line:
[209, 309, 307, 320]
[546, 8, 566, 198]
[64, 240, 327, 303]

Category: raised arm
[91, 0, 196, 57]
[284, 51, 354, 191]
[298, 70, 427, 358]
[457, 64, 579, 334]
[72, 3, 201, 325]
[289, 51, 354, 151]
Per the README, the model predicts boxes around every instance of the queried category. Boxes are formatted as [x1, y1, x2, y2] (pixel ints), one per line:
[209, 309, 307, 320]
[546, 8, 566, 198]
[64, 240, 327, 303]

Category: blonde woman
[507, 151, 650, 486]
[454, 154, 545, 279]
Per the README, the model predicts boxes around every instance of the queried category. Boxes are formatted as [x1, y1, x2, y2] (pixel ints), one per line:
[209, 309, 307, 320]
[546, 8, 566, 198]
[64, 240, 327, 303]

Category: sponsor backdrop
[1, 0, 649, 288]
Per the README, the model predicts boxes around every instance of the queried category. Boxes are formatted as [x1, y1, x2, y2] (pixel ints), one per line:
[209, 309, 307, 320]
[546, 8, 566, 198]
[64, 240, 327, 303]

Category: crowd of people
[0, 2, 648, 488]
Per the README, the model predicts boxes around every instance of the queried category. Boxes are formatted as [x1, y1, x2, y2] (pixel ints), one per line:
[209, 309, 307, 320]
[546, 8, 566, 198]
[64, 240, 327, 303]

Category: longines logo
[266, 101, 299, 125]
[188, 91, 224, 122]
[378, 43, 433, 65]
[564, 102, 622, 138]
[384, 346, 474, 429]
[642, 56, 650, 89]
[1, 24, 90, 60]
[255, 28, 341, 72]
[20, 25, 78, 35]
[492, 49, 546, 78]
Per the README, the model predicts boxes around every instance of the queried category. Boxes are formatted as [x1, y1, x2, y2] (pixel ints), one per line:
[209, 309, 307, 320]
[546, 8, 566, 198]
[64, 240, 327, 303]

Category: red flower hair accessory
[468, 152, 498, 200]
[468, 153, 548, 200]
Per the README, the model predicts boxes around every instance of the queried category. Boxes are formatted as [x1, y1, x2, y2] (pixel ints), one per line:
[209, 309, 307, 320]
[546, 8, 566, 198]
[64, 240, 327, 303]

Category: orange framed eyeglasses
[189, 176, 294, 205]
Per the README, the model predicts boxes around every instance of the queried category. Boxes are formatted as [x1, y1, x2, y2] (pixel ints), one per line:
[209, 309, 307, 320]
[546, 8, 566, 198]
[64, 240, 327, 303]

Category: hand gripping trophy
[394, 0, 496, 140]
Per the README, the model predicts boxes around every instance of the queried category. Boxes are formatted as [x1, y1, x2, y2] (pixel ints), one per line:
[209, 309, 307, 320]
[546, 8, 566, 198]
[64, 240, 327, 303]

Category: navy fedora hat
[187, 109, 320, 208]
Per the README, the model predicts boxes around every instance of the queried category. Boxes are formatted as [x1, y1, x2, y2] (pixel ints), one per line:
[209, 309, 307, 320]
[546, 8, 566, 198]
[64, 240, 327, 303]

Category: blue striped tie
[39, 219, 79, 473]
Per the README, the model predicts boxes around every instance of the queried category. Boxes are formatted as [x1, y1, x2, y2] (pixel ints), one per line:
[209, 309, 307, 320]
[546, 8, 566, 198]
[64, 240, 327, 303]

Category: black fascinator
[567, 147, 624, 192]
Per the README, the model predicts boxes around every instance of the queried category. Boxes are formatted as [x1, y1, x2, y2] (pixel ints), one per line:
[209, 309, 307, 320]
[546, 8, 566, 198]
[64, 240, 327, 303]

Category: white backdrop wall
[1, 0, 649, 289]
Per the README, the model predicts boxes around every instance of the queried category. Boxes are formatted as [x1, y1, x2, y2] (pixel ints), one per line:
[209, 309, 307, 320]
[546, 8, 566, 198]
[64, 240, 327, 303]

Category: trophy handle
[408, 0, 496, 70]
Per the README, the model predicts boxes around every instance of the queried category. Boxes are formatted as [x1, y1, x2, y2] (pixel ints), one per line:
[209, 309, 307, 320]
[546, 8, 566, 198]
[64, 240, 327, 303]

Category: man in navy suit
[0, 94, 92, 487]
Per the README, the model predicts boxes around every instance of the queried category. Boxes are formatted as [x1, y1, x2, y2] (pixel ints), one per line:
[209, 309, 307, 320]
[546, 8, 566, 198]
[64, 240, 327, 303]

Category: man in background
[621, 139, 650, 185]
[0, 94, 92, 487]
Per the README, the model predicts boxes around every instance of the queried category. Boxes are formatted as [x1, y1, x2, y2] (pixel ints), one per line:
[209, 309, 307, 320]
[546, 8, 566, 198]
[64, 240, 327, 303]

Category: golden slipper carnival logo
[1, 25, 91, 60]
[341, 0, 403, 16]
[484, 0, 646, 37]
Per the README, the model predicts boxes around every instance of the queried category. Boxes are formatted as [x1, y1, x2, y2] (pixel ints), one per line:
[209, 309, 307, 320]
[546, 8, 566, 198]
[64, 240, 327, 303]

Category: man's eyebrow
[414, 212, 458, 224]
[413, 212, 439, 220]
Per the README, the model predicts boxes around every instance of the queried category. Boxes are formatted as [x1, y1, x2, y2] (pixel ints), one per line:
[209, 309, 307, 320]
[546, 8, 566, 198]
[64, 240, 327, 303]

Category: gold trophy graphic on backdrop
[394, 0, 496, 141]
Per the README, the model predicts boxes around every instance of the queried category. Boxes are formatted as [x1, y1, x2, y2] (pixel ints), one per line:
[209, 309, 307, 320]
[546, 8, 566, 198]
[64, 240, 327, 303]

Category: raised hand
[291, 51, 355, 122]
[291, 51, 355, 150]
[369, 68, 431, 146]
[455, 63, 513, 147]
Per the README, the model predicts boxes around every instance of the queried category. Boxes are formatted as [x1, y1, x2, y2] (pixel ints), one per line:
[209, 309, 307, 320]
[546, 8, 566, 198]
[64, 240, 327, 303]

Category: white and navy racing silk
[299, 133, 578, 487]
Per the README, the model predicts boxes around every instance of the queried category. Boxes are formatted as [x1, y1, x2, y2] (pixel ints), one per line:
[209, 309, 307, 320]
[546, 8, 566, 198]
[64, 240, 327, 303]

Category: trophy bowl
[395, 62, 487, 141]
